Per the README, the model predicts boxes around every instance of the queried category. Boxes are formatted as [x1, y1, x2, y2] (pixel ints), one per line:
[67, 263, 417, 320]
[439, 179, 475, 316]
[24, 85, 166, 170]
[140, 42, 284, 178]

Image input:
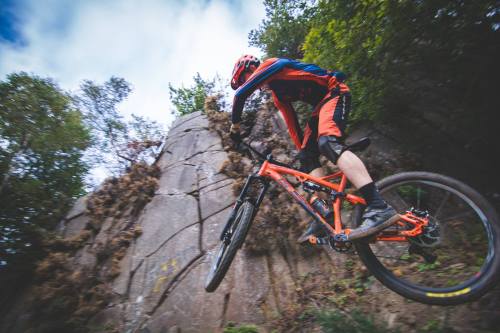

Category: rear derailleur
[406, 208, 441, 263]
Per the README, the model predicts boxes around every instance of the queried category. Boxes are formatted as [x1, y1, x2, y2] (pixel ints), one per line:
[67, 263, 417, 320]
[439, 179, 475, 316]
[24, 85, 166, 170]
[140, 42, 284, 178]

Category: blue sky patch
[0, 0, 25, 45]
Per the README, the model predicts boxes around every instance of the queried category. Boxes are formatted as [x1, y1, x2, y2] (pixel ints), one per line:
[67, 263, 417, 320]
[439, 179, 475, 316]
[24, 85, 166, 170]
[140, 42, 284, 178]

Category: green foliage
[302, 0, 394, 122]
[76, 77, 164, 174]
[249, 0, 316, 59]
[223, 322, 259, 333]
[169, 73, 216, 116]
[316, 309, 398, 333]
[417, 319, 449, 333]
[0, 72, 91, 295]
[303, 0, 500, 140]
[251, 0, 500, 159]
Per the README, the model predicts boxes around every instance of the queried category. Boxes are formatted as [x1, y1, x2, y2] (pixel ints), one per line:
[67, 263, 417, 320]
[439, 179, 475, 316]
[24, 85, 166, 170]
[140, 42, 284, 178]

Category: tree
[302, 0, 389, 121]
[168, 73, 216, 116]
[302, 0, 500, 153]
[0, 72, 90, 292]
[76, 77, 164, 174]
[250, 0, 500, 162]
[248, 0, 317, 59]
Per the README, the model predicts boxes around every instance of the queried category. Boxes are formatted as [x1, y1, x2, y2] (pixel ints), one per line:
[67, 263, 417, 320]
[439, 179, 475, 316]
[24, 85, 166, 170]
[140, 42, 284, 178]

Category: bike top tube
[236, 140, 419, 242]
[238, 140, 365, 205]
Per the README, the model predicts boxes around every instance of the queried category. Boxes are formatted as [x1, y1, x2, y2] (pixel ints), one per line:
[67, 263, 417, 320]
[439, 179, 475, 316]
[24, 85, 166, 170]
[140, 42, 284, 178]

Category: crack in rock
[165, 127, 210, 142]
[199, 181, 233, 195]
[160, 146, 223, 171]
[195, 167, 204, 253]
[126, 259, 145, 298]
[265, 254, 281, 314]
[200, 202, 234, 223]
[147, 253, 204, 316]
[197, 177, 231, 192]
[156, 253, 205, 302]
[278, 242, 299, 288]
[143, 221, 200, 259]
[220, 292, 231, 329]
[161, 160, 198, 173]
[167, 113, 205, 132]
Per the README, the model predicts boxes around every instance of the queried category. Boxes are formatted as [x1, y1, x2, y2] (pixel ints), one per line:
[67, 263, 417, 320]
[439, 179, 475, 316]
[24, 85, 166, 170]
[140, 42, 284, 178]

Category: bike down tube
[258, 162, 336, 235]
[257, 161, 424, 242]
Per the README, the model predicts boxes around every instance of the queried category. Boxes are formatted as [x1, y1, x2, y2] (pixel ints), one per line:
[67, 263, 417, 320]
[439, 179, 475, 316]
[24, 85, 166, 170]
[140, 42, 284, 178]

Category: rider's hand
[229, 123, 242, 143]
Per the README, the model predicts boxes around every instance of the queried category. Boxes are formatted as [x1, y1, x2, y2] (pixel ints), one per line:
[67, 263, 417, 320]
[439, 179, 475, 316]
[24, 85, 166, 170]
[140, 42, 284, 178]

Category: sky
[0, 0, 265, 127]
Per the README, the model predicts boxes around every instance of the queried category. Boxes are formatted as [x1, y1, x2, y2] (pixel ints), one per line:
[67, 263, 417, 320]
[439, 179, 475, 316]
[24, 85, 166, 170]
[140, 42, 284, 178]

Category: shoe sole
[346, 214, 401, 241]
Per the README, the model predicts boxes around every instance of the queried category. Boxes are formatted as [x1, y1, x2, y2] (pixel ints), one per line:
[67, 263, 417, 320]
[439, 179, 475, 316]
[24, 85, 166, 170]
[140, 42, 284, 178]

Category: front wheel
[205, 200, 255, 292]
[354, 172, 500, 305]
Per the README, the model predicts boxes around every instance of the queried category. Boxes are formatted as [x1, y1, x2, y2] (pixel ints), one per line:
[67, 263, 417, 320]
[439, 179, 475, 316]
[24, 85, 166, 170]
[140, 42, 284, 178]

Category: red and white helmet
[230, 55, 260, 90]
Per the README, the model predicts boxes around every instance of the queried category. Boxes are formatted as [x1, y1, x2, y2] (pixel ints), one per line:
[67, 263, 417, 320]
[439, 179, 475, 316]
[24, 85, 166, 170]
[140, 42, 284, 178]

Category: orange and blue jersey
[232, 58, 349, 149]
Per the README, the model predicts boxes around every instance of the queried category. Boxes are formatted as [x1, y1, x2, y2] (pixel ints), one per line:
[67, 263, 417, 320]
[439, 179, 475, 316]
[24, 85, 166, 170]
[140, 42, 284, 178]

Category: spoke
[438, 210, 474, 223]
[417, 186, 422, 209]
[434, 191, 451, 219]
[384, 191, 411, 212]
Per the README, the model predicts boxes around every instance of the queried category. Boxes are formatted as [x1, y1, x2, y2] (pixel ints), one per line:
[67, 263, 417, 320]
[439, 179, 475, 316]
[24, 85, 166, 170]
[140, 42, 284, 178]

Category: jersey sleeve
[271, 92, 303, 149]
[231, 58, 290, 124]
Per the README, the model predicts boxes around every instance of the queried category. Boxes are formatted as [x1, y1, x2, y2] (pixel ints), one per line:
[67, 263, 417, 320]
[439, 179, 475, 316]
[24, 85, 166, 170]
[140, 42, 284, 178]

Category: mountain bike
[204, 138, 500, 305]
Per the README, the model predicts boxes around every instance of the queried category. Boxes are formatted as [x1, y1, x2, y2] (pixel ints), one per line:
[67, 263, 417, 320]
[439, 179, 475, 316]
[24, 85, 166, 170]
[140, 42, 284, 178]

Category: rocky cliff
[1, 102, 499, 333]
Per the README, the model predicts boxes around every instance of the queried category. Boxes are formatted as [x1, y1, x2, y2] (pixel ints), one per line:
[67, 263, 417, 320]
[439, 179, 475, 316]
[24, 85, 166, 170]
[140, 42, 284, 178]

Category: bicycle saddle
[346, 137, 371, 152]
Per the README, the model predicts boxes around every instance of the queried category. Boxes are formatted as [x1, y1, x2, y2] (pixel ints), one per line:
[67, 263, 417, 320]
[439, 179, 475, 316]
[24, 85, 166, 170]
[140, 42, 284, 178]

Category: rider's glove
[229, 123, 242, 143]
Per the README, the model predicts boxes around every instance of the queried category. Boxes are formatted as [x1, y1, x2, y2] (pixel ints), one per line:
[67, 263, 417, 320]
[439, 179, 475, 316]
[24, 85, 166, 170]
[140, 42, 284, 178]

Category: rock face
[3, 110, 500, 333]
[103, 111, 335, 332]
[93, 111, 500, 333]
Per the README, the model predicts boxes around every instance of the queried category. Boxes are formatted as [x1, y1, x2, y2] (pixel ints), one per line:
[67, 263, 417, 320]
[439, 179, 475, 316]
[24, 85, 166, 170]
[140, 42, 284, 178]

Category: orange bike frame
[257, 160, 426, 242]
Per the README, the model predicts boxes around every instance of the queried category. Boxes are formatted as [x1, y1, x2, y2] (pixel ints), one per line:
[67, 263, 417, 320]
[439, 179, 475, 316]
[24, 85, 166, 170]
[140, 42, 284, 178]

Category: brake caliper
[408, 208, 441, 248]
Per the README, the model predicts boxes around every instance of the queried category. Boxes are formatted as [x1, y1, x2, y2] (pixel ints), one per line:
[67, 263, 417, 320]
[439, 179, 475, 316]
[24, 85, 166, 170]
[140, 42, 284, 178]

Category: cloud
[0, 0, 264, 126]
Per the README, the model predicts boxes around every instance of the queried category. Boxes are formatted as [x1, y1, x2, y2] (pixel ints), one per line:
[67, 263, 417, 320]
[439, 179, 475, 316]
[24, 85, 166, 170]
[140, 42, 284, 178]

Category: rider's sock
[358, 182, 387, 209]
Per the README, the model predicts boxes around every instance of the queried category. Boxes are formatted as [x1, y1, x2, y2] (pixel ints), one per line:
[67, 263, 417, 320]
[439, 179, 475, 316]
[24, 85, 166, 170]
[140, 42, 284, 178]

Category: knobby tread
[205, 201, 255, 292]
[354, 171, 500, 305]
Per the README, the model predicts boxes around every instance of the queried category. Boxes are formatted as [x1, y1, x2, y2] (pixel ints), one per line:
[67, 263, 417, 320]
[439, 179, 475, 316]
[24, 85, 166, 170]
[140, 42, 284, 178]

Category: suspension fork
[219, 174, 269, 240]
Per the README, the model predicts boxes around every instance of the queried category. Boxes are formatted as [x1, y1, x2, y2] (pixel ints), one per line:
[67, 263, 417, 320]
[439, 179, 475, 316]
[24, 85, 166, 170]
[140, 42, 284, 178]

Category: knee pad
[297, 150, 321, 173]
[318, 136, 347, 165]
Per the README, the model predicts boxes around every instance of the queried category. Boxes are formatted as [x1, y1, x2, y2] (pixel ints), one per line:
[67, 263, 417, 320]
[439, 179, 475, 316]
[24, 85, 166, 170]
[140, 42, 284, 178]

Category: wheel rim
[367, 179, 495, 291]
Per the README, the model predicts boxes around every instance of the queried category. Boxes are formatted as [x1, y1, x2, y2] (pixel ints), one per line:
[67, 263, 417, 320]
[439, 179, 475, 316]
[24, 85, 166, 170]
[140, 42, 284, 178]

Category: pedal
[308, 235, 329, 245]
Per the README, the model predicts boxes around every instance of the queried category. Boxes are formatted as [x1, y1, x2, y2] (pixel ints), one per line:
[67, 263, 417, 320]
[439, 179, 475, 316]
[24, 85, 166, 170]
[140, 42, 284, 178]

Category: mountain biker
[229, 55, 397, 242]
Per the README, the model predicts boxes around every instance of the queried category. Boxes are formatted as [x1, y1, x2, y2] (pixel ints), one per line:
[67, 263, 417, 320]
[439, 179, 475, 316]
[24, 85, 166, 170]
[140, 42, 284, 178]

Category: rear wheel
[354, 172, 500, 305]
[205, 200, 255, 292]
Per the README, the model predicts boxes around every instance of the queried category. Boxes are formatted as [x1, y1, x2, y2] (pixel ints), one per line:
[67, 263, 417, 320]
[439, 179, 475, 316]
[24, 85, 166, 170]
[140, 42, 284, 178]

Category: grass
[316, 309, 399, 333]
[223, 322, 260, 333]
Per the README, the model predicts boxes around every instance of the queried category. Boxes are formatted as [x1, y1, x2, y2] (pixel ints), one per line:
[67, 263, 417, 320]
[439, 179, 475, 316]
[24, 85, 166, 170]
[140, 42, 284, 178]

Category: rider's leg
[317, 85, 397, 238]
[336, 150, 371, 189]
[336, 151, 386, 209]
[309, 167, 324, 178]
[296, 112, 329, 242]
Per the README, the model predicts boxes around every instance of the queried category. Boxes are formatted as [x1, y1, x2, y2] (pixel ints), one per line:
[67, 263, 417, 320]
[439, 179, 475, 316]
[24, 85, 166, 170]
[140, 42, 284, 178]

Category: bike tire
[205, 200, 255, 292]
[354, 171, 500, 305]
